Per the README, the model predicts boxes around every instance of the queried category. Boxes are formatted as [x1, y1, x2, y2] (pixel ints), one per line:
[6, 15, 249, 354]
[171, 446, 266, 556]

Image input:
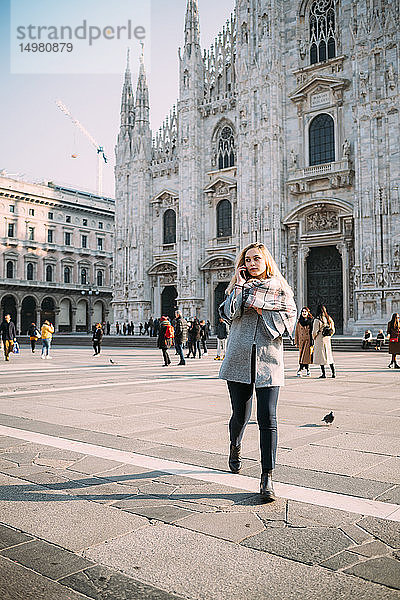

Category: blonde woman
[219, 242, 297, 501]
[312, 304, 335, 378]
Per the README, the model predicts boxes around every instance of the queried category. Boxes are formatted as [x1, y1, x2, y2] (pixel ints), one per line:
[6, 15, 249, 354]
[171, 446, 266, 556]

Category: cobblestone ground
[0, 345, 399, 599]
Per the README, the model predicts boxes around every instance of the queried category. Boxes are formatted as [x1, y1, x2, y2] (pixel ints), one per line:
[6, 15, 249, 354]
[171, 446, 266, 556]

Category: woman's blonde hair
[226, 242, 291, 294]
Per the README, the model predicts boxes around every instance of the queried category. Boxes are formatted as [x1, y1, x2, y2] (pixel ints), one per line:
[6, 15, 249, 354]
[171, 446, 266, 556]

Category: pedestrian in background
[362, 329, 372, 349]
[294, 307, 313, 377]
[92, 322, 103, 356]
[219, 242, 297, 501]
[215, 317, 229, 360]
[200, 319, 209, 355]
[375, 329, 385, 351]
[148, 317, 154, 336]
[40, 320, 54, 360]
[28, 322, 41, 353]
[116, 321, 120, 335]
[0, 314, 17, 362]
[186, 319, 194, 358]
[192, 317, 202, 358]
[158, 316, 174, 366]
[387, 313, 400, 368]
[153, 318, 160, 338]
[174, 310, 188, 365]
[106, 321, 111, 335]
[312, 305, 335, 378]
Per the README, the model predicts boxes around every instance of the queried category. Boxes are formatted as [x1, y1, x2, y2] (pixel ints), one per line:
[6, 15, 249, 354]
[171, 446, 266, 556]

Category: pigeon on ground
[322, 411, 334, 425]
[109, 358, 117, 365]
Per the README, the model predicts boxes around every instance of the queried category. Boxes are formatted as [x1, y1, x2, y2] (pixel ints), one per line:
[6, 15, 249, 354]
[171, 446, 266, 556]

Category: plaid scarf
[241, 276, 297, 336]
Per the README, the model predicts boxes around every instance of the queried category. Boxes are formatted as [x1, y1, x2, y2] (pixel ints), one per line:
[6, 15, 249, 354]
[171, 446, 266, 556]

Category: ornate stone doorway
[161, 286, 178, 320]
[306, 246, 343, 333]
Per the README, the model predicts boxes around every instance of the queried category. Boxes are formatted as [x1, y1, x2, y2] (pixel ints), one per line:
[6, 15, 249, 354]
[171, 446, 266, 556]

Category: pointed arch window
[217, 126, 235, 170]
[216, 199, 232, 238]
[309, 113, 335, 165]
[64, 266, 71, 284]
[27, 262, 34, 281]
[163, 209, 176, 245]
[309, 0, 336, 65]
[97, 270, 104, 287]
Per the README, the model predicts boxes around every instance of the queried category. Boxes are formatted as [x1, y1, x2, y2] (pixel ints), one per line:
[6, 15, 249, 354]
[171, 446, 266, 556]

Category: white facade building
[0, 175, 114, 333]
[113, 0, 400, 334]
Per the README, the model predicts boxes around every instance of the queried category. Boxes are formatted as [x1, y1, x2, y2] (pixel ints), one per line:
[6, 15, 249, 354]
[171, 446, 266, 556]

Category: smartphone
[240, 266, 250, 280]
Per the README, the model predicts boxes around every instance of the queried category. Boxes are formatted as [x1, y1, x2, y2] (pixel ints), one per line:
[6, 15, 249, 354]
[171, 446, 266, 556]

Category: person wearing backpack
[312, 304, 335, 378]
[28, 322, 41, 353]
[158, 316, 174, 366]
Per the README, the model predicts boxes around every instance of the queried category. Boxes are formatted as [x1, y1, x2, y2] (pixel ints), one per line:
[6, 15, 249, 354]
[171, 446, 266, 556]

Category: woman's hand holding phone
[235, 266, 248, 286]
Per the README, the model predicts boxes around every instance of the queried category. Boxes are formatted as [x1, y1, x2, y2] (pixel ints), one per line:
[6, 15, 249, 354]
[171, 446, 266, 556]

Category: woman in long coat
[294, 307, 313, 377]
[312, 304, 335, 378]
[219, 242, 297, 501]
[387, 313, 400, 368]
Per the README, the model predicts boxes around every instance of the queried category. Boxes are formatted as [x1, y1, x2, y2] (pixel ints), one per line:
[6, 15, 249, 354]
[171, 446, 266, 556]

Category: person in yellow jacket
[41, 320, 54, 359]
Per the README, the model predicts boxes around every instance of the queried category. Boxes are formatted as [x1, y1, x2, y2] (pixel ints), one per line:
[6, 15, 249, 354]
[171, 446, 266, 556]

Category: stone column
[71, 308, 77, 332]
[154, 279, 161, 318]
[35, 308, 41, 326]
[337, 242, 348, 332]
[16, 303, 22, 335]
[297, 246, 309, 309]
[54, 308, 60, 333]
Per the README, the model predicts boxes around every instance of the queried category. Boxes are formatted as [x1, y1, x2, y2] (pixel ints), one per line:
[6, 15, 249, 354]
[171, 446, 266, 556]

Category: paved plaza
[0, 345, 399, 599]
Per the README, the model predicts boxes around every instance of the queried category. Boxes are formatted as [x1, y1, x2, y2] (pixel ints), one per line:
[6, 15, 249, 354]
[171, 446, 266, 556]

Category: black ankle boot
[228, 444, 241, 473]
[319, 366, 326, 379]
[260, 471, 275, 502]
[330, 364, 336, 378]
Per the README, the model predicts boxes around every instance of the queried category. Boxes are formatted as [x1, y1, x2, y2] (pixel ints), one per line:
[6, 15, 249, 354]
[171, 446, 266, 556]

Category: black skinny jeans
[227, 345, 279, 473]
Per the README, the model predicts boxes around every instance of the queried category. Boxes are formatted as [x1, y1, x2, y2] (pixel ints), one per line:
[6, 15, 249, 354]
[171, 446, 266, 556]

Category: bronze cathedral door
[306, 246, 343, 334]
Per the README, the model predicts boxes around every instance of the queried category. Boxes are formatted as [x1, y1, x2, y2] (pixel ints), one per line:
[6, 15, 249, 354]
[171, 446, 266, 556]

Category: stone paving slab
[0, 555, 89, 600]
[356, 458, 400, 484]
[276, 444, 391, 476]
[60, 564, 186, 600]
[345, 557, 400, 591]
[84, 523, 400, 600]
[1, 538, 93, 580]
[357, 516, 400, 548]
[312, 433, 400, 456]
[242, 526, 355, 565]
[0, 523, 33, 549]
[0, 473, 150, 551]
[287, 500, 361, 527]
[175, 511, 265, 542]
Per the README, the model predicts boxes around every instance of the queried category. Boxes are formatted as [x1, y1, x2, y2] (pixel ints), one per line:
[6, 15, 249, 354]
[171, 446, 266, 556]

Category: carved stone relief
[305, 209, 338, 232]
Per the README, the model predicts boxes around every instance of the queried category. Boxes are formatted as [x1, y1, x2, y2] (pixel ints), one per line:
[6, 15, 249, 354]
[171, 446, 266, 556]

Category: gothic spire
[120, 48, 134, 129]
[184, 0, 200, 48]
[134, 43, 149, 127]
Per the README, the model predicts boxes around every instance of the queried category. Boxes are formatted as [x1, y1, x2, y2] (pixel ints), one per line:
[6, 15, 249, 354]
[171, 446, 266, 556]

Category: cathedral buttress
[177, 0, 205, 315]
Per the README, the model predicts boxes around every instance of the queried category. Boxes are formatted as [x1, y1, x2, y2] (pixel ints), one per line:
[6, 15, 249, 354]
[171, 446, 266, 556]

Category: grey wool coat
[219, 288, 297, 387]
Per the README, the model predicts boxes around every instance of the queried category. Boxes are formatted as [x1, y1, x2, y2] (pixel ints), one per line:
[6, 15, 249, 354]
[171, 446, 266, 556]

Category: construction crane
[55, 99, 107, 195]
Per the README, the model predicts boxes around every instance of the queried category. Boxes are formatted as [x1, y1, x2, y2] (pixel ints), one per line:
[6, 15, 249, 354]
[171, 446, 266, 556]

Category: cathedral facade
[113, 0, 400, 335]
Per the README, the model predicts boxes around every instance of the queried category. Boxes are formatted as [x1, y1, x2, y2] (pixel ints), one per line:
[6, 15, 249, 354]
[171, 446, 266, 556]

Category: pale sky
[0, 0, 235, 197]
